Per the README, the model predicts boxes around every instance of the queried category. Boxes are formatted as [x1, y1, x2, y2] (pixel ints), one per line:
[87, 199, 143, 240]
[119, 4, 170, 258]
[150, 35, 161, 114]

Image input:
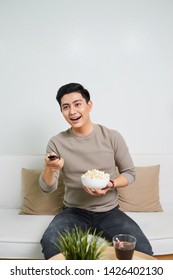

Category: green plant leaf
[54, 225, 108, 260]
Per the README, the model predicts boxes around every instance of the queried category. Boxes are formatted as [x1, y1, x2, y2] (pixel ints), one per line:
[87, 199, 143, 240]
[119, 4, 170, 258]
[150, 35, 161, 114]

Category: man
[39, 82, 153, 259]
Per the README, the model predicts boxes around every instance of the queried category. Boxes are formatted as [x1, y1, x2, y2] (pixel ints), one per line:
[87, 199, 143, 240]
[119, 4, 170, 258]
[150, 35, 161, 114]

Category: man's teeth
[71, 116, 81, 120]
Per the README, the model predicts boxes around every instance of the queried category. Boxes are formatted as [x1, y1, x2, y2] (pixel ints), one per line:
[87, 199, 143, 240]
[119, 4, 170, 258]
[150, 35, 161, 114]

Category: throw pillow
[117, 165, 163, 212]
[19, 168, 65, 215]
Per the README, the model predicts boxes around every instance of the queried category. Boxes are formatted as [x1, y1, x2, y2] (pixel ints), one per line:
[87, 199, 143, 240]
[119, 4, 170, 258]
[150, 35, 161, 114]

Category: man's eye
[62, 105, 68, 110]
[75, 103, 81, 107]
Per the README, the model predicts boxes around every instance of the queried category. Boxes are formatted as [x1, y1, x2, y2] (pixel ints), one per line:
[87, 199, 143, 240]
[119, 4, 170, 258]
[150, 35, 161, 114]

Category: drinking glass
[112, 234, 136, 260]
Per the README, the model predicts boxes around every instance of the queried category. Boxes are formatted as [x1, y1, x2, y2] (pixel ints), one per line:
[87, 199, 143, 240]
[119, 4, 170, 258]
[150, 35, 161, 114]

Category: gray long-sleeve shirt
[39, 124, 135, 212]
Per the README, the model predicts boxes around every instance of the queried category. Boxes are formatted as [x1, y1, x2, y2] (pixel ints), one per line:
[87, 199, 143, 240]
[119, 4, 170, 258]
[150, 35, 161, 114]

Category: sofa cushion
[0, 209, 53, 258]
[1, 207, 173, 258]
[20, 165, 162, 215]
[127, 205, 173, 255]
[117, 165, 163, 212]
[19, 168, 65, 215]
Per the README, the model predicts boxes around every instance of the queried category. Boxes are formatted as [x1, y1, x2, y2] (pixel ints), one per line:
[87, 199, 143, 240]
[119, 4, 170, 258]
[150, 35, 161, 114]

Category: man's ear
[88, 100, 93, 112]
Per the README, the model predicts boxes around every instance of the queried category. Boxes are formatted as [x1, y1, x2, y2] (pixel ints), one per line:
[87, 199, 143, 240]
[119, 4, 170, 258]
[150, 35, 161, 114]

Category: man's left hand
[83, 182, 113, 196]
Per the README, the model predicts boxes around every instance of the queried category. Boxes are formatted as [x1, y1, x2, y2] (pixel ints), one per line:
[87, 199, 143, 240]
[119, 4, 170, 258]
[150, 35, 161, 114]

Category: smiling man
[39, 82, 153, 259]
[60, 89, 93, 137]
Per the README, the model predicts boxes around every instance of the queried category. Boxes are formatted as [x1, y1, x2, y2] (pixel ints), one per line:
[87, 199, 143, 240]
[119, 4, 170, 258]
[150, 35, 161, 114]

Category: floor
[154, 254, 173, 260]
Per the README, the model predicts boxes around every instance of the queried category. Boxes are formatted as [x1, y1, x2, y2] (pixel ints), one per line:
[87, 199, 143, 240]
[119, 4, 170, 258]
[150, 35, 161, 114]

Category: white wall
[0, 0, 173, 155]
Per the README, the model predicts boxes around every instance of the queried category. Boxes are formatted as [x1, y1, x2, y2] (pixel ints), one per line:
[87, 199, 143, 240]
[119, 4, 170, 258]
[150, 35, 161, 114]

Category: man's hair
[56, 83, 90, 106]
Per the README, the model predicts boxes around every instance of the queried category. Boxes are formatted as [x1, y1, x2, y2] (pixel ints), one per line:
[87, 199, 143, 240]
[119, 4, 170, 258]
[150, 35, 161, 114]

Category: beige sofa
[0, 155, 173, 259]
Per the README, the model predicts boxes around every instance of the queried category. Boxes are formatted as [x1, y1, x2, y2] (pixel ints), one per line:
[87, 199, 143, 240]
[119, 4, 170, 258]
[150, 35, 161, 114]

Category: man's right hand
[42, 153, 64, 185]
[45, 153, 64, 172]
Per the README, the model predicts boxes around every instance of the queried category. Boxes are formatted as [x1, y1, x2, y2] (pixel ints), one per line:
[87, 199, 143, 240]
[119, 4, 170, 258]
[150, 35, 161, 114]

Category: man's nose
[69, 105, 76, 114]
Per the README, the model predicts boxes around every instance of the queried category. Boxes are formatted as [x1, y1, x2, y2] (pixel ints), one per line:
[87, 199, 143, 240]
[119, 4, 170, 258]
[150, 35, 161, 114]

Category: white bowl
[81, 176, 110, 190]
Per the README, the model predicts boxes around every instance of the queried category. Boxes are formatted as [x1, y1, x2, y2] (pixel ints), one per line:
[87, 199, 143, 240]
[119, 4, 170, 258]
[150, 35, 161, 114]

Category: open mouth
[70, 116, 81, 122]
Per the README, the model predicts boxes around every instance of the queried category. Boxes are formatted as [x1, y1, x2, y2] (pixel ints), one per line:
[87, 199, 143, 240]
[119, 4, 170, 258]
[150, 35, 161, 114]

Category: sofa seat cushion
[127, 204, 173, 255]
[1, 206, 173, 258]
[0, 209, 53, 259]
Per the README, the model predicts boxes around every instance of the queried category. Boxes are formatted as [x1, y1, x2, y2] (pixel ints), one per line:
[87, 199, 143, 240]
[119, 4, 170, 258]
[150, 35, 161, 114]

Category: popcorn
[82, 169, 109, 180]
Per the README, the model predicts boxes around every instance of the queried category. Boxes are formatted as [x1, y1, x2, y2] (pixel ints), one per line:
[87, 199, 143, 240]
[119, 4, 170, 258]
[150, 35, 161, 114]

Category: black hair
[56, 83, 90, 106]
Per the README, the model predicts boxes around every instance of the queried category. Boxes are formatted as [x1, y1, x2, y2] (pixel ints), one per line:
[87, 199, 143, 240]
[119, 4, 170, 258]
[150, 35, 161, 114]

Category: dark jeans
[41, 207, 153, 259]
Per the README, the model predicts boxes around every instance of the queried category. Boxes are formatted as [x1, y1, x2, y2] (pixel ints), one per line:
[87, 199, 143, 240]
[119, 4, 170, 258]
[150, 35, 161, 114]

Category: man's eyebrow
[61, 102, 69, 107]
[61, 99, 83, 107]
[73, 99, 83, 103]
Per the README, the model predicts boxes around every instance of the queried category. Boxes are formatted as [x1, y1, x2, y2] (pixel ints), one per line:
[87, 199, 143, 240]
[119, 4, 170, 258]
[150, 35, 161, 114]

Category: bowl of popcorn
[81, 169, 110, 190]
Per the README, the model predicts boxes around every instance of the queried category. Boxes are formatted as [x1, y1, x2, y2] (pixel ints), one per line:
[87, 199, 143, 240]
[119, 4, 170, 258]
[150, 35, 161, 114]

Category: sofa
[0, 154, 173, 259]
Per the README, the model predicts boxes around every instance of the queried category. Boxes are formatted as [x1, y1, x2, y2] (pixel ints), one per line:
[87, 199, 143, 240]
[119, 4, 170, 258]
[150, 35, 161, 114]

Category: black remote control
[48, 155, 60, 161]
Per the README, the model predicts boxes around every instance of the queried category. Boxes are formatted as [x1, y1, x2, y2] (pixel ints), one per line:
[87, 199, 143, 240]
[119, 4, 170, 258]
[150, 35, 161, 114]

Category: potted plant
[54, 226, 108, 260]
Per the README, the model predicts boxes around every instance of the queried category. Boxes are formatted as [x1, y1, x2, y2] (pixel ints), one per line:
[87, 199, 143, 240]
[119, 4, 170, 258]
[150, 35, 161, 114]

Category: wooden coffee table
[49, 246, 156, 260]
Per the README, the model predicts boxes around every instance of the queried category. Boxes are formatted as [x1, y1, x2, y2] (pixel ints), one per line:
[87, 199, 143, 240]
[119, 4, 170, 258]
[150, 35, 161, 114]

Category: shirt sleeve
[39, 137, 61, 193]
[113, 131, 135, 184]
[39, 170, 60, 193]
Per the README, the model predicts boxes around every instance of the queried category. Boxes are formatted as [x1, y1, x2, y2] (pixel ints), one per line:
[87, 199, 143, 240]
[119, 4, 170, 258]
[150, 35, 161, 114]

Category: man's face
[60, 92, 92, 129]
